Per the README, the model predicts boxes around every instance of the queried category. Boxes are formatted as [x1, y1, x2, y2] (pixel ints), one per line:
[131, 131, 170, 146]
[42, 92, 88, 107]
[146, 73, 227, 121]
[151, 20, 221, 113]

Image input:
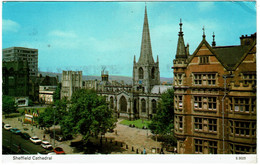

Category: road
[2, 129, 46, 154]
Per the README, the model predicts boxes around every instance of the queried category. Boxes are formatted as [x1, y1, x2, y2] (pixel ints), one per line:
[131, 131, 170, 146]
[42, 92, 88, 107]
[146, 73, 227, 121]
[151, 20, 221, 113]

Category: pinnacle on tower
[202, 26, 206, 39]
[186, 43, 190, 56]
[176, 18, 187, 59]
[179, 18, 183, 36]
[212, 32, 216, 47]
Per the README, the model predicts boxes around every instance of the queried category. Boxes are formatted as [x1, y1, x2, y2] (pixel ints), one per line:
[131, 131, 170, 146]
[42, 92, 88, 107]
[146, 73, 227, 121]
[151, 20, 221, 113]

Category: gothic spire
[176, 18, 187, 59]
[138, 5, 154, 64]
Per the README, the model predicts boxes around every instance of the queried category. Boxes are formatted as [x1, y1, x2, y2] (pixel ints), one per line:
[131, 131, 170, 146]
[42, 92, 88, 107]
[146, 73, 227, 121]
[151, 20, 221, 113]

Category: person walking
[143, 148, 146, 154]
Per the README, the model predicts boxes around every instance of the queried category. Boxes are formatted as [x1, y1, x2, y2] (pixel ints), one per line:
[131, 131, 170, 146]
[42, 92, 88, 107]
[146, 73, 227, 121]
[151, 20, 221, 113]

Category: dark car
[10, 128, 21, 134]
[20, 132, 31, 140]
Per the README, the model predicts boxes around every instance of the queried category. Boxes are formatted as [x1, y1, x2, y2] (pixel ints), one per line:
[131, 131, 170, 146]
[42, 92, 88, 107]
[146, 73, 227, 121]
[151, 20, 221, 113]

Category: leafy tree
[28, 99, 34, 106]
[53, 98, 68, 123]
[148, 88, 175, 135]
[53, 83, 61, 103]
[60, 89, 116, 143]
[2, 95, 17, 116]
[37, 98, 68, 128]
[37, 106, 54, 129]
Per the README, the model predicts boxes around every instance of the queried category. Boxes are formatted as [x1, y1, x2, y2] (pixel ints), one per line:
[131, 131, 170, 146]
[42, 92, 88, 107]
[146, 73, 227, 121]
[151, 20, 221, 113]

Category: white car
[30, 136, 42, 144]
[41, 141, 53, 150]
[4, 124, 12, 130]
[47, 152, 57, 155]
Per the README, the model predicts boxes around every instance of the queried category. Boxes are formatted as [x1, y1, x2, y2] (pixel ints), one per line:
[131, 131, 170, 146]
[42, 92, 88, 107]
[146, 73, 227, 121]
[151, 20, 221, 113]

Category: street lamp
[53, 107, 56, 148]
[222, 74, 234, 154]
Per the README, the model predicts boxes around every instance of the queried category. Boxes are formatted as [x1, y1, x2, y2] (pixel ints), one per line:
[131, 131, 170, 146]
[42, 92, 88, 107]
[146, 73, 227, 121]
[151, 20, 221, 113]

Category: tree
[2, 95, 17, 116]
[37, 106, 55, 129]
[148, 88, 175, 135]
[37, 98, 68, 128]
[60, 89, 116, 143]
[53, 83, 61, 103]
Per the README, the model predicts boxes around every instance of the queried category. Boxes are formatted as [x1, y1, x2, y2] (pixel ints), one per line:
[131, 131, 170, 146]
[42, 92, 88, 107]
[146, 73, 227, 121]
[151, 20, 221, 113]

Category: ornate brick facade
[173, 21, 256, 154]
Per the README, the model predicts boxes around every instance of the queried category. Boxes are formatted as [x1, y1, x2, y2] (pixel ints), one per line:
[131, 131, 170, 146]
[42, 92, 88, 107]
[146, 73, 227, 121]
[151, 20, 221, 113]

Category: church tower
[133, 5, 160, 93]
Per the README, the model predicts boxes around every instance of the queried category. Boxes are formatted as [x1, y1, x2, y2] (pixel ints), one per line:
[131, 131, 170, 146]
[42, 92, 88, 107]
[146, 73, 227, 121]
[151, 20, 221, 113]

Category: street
[2, 129, 46, 154]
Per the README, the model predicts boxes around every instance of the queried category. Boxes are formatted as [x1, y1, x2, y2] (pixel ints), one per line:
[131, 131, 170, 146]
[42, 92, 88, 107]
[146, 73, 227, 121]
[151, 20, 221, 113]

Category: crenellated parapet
[229, 81, 256, 92]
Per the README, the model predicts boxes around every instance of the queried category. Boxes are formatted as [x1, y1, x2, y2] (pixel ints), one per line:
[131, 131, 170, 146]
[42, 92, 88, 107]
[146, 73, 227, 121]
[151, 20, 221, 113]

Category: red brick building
[172, 21, 256, 154]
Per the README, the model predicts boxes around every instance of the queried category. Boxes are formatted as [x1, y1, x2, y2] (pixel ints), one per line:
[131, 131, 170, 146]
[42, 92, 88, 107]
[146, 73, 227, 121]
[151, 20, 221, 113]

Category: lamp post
[222, 74, 234, 154]
[53, 107, 56, 148]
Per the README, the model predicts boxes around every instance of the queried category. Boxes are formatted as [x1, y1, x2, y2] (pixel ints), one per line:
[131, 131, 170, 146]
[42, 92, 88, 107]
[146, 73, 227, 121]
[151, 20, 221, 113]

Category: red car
[53, 147, 65, 154]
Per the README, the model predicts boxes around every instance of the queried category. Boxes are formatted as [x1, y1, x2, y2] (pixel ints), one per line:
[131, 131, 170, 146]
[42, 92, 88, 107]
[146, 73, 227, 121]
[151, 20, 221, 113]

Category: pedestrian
[17, 144, 22, 154]
[174, 147, 177, 154]
[143, 148, 146, 154]
[43, 134, 46, 140]
[160, 148, 164, 154]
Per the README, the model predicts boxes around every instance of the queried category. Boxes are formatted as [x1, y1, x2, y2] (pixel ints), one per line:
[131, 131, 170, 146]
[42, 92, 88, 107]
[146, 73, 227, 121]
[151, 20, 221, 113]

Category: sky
[2, 1, 256, 78]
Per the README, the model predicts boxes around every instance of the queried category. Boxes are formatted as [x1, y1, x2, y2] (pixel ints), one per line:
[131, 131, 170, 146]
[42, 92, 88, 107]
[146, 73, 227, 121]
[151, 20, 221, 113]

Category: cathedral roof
[151, 85, 172, 94]
[138, 6, 155, 64]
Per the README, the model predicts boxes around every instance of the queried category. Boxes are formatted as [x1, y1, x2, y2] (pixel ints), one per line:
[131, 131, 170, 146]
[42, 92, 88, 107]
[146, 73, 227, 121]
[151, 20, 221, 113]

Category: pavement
[106, 119, 170, 154]
[2, 116, 171, 154]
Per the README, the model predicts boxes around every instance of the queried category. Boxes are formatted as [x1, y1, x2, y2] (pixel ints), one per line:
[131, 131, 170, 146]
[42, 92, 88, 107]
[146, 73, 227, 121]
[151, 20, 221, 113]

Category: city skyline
[2, 1, 256, 78]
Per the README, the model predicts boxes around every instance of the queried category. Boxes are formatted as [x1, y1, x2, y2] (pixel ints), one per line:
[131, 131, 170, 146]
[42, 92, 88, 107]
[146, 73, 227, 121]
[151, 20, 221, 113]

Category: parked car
[47, 152, 57, 155]
[37, 151, 56, 155]
[41, 141, 53, 150]
[4, 124, 12, 130]
[10, 128, 21, 134]
[53, 147, 65, 154]
[20, 132, 31, 140]
[30, 136, 42, 144]
[37, 151, 49, 155]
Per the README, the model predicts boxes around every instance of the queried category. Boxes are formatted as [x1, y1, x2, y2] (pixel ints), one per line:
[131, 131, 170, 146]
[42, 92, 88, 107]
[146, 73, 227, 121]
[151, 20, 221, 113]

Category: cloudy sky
[2, 1, 256, 78]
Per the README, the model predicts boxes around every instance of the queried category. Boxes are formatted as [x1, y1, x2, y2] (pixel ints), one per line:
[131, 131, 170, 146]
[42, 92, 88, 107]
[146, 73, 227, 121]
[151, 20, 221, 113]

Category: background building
[172, 21, 256, 154]
[61, 70, 83, 100]
[2, 60, 30, 106]
[2, 47, 38, 77]
[39, 76, 58, 104]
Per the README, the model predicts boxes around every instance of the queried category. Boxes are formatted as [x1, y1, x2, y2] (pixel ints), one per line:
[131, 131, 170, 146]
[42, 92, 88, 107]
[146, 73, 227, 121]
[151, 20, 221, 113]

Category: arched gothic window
[110, 96, 114, 109]
[151, 67, 155, 79]
[133, 99, 138, 113]
[119, 96, 127, 112]
[152, 99, 157, 113]
[139, 67, 144, 79]
[141, 99, 146, 113]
